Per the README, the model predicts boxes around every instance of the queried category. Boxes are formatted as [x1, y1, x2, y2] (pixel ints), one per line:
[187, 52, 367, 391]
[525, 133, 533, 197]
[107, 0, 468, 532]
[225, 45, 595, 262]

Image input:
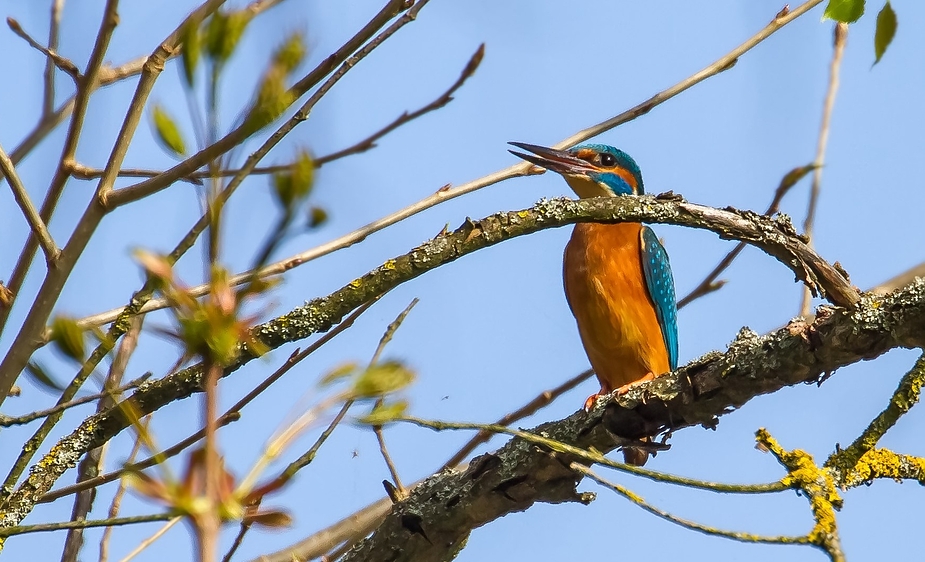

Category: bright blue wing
[640, 227, 678, 370]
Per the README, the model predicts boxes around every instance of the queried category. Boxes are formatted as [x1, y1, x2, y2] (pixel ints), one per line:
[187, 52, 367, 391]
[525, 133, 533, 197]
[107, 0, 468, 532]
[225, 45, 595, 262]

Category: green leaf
[25, 360, 65, 392]
[273, 32, 306, 74]
[179, 17, 201, 87]
[204, 10, 251, 64]
[352, 361, 415, 399]
[873, 2, 897, 64]
[319, 362, 359, 386]
[307, 206, 328, 229]
[49, 316, 86, 362]
[152, 105, 186, 157]
[358, 400, 408, 425]
[824, 0, 865, 23]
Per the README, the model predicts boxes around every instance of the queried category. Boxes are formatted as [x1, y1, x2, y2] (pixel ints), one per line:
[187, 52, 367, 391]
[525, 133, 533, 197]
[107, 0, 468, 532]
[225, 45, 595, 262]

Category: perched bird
[509, 142, 678, 465]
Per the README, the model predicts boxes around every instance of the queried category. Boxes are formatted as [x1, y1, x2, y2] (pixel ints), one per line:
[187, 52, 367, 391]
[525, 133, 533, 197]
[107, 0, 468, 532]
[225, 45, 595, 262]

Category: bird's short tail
[622, 437, 651, 466]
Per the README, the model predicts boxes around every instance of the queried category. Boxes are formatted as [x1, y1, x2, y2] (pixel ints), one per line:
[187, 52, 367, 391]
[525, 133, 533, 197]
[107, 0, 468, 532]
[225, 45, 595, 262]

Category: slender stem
[442, 369, 594, 469]
[800, 23, 847, 317]
[0, 374, 149, 428]
[404, 416, 791, 494]
[0, 513, 175, 537]
[117, 517, 181, 562]
[573, 464, 810, 546]
[0, 142, 59, 261]
[678, 162, 816, 309]
[45, 0, 66, 114]
[105, 0, 413, 209]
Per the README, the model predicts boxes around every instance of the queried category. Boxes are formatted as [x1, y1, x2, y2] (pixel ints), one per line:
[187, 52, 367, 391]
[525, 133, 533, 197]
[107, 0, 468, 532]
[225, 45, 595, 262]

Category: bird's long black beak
[508, 142, 595, 175]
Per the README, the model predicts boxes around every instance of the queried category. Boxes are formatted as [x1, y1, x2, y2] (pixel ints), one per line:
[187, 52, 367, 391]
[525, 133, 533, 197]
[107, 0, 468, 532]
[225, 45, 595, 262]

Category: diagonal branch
[0, 194, 892, 535]
[0, 143, 59, 261]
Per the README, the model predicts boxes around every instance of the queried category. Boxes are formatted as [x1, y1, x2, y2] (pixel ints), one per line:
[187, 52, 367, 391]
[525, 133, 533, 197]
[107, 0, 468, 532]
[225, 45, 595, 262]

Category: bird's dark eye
[599, 153, 617, 167]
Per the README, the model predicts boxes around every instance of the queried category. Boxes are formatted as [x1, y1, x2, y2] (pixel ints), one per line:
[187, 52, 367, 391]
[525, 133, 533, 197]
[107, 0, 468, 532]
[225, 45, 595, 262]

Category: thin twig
[38, 413, 240, 505]
[678, 162, 816, 309]
[44, 0, 66, 115]
[38, 300, 375, 505]
[0, 142, 59, 261]
[800, 22, 848, 317]
[442, 368, 594, 470]
[825, 353, 925, 475]
[99, 420, 149, 562]
[0, 513, 175, 537]
[0, 0, 123, 404]
[60, 317, 144, 562]
[117, 517, 181, 562]
[404, 416, 790, 494]
[368, 299, 419, 499]
[5, 16, 81, 82]
[105, 0, 414, 209]
[79, 0, 825, 330]
[0, 373, 150, 427]
[572, 464, 810, 546]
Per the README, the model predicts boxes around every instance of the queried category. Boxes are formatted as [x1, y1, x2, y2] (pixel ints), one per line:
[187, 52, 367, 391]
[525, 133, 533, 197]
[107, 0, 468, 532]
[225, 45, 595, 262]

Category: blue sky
[1, 1, 924, 561]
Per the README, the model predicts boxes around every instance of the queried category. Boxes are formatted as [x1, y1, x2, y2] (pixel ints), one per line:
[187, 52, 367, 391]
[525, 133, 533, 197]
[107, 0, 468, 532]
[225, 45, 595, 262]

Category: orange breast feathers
[563, 222, 671, 392]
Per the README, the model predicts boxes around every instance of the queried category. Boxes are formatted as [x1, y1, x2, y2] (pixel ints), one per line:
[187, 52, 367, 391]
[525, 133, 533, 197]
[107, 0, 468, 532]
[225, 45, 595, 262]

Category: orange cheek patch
[575, 148, 597, 161]
[613, 167, 638, 192]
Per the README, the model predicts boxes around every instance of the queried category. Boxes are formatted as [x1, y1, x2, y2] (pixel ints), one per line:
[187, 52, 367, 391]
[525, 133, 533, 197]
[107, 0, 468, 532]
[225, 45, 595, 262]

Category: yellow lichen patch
[756, 429, 842, 550]
[349, 279, 362, 289]
[846, 448, 925, 486]
[517, 211, 529, 219]
[383, 259, 397, 271]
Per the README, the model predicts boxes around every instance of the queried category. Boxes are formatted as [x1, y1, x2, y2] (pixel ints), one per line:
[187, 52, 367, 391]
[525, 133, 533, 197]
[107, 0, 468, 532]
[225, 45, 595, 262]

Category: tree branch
[0, 194, 892, 536]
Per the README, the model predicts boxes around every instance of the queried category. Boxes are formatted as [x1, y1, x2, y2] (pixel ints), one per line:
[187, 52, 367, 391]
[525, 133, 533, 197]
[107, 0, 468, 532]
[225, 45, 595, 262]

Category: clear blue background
[1, 1, 923, 560]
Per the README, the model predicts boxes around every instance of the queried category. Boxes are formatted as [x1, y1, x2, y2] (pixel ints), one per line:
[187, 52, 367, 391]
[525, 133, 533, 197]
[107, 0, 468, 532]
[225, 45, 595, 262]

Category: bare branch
[825, 353, 925, 477]
[81, 0, 825, 328]
[678, 162, 816, 309]
[5, 16, 81, 83]
[442, 369, 594, 470]
[0, 142, 59, 262]
[0, 194, 889, 536]
[44, 0, 66, 115]
[573, 464, 807, 546]
[0, 373, 150, 427]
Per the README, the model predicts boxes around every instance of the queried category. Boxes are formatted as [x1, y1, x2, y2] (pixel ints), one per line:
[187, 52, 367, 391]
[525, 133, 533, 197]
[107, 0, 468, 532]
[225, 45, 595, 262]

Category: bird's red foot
[583, 391, 607, 412]
[613, 372, 657, 397]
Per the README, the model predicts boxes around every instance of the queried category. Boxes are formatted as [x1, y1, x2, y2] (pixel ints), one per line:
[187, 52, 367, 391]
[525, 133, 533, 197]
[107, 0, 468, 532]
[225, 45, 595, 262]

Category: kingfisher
[509, 142, 678, 465]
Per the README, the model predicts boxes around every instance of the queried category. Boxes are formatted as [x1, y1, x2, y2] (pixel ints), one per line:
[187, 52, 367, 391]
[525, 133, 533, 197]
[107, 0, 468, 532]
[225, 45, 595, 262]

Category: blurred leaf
[358, 400, 408, 425]
[179, 17, 201, 87]
[874, 2, 897, 64]
[246, 68, 295, 133]
[152, 105, 187, 157]
[352, 361, 415, 399]
[244, 509, 292, 528]
[25, 360, 64, 392]
[824, 0, 865, 23]
[273, 150, 315, 209]
[204, 10, 251, 64]
[778, 163, 818, 192]
[307, 206, 328, 229]
[50, 316, 86, 362]
[319, 362, 359, 386]
[274, 32, 306, 74]
[0, 281, 12, 308]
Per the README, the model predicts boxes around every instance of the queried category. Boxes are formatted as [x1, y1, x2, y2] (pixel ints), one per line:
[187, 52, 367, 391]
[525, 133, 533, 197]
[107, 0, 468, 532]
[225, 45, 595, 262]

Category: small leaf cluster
[823, 0, 897, 65]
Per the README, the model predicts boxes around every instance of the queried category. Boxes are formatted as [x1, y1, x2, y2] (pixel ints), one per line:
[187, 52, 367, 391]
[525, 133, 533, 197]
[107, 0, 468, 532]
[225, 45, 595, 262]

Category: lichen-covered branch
[756, 429, 844, 562]
[825, 353, 925, 477]
[333, 281, 924, 562]
[0, 195, 895, 535]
